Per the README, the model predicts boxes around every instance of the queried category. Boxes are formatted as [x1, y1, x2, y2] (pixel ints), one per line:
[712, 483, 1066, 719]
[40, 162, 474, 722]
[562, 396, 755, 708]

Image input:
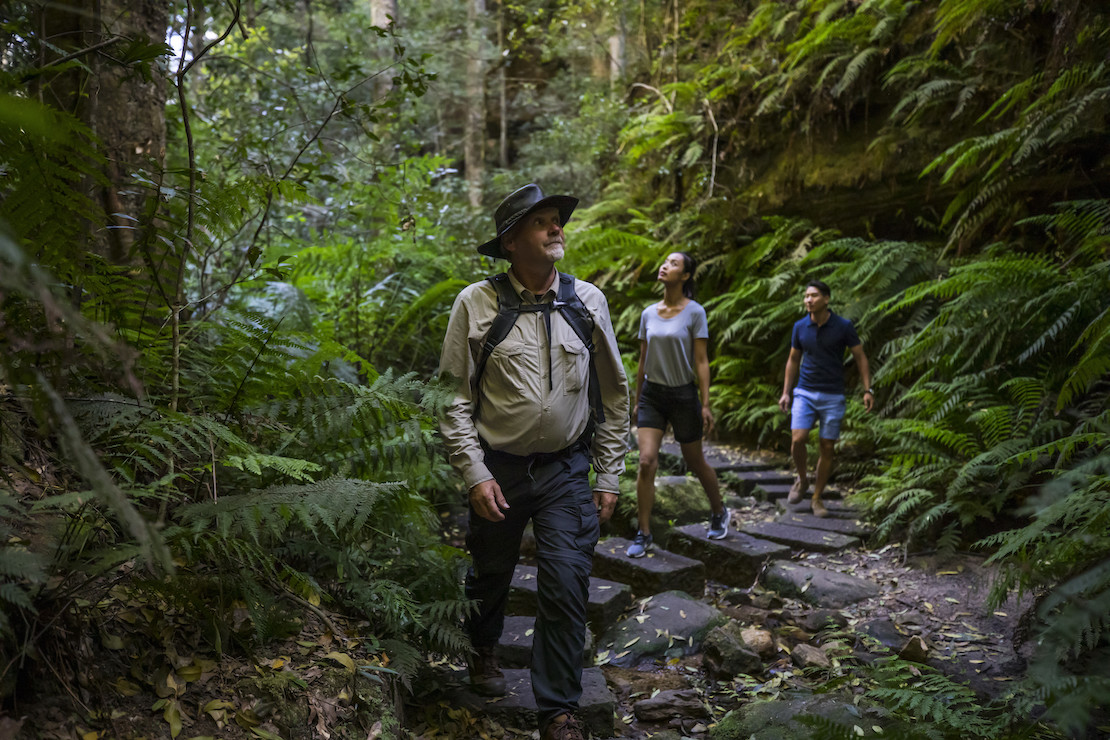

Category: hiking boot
[707, 506, 730, 539]
[626, 531, 653, 558]
[542, 713, 585, 740]
[787, 477, 808, 504]
[467, 646, 506, 696]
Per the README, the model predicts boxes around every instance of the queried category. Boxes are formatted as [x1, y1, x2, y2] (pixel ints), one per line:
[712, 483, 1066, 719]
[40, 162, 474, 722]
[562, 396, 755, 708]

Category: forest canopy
[1, 0, 1108, 737]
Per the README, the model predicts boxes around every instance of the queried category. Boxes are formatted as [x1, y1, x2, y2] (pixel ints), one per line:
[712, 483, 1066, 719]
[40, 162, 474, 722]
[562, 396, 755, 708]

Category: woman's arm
[633, 339, 647, 417]
[694, 337, 714, 434]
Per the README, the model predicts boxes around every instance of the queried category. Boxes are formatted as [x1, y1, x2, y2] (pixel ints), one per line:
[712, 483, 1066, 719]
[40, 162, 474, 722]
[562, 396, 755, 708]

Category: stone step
[592, 537, 706, 597]
[783, 498, 858, 519]
[761, 560, 880, 607]
[659, 440, 777, 472]
[777, 511, 872, 538]
[497, 616, 593, 668]
[508, 564, 632, 633]
[756, 481, 843, 501]
[666, 524, 791, 588]
[737, 521, 860, 552]
[728, 469, 795, 496]
[454, 667, 615, 738]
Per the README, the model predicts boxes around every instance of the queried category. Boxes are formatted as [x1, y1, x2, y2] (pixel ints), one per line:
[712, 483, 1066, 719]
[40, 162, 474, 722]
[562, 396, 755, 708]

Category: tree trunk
[371, 0, 398, 27]
[497, 7, 508, 168]
[608, 5, 626, 89]
[464, 0, 486, 208]
[370, 0, 399, 96]
[37, 0, 170, 265]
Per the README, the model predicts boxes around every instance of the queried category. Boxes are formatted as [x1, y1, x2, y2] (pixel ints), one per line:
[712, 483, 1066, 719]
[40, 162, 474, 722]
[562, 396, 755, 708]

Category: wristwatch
[864, 388, 874, 395]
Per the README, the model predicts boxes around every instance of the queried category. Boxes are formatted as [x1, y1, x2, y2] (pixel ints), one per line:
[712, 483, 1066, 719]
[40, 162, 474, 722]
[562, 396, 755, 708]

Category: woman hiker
[627, 251, 728, 558]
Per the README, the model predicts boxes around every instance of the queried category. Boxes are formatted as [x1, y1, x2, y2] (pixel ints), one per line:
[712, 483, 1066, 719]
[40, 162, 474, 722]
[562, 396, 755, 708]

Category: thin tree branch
[703, 98, 718, 202]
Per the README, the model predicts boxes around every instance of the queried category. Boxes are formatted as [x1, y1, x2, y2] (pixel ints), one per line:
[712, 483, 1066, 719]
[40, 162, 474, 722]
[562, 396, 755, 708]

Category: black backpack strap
[554, 274, 606, 427]
[474, 273, 521, 391]
[474, 272, 606, 437]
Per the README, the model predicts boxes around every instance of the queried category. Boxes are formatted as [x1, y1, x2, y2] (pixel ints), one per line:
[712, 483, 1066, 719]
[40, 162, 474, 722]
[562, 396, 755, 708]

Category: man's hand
[863, 391, 875, 413]
[469, 479, 509, 522]
[778, 392, 791, 414]
[594, 490, 618, 524]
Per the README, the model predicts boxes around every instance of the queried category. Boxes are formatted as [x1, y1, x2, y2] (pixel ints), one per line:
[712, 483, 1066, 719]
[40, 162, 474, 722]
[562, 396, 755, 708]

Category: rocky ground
[2, 442, 1040, 740]
[403, 452, 1038, 740]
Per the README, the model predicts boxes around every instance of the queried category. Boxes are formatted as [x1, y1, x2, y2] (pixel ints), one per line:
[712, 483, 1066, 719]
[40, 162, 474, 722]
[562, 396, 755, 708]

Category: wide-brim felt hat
[477, 184, 579, 259]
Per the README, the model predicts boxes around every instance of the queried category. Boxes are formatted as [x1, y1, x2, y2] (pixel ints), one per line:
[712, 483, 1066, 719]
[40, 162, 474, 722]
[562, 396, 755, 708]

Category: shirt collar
[807, 309, 836, 327]
[507, 269, 558, 303]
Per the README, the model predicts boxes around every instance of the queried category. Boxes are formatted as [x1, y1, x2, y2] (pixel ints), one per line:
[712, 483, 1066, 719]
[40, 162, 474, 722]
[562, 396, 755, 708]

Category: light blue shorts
[791, 388, 847, 440]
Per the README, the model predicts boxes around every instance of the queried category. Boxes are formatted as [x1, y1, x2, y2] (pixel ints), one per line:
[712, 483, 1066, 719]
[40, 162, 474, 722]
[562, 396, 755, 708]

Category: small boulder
[740, 627, 775, 658]
[899, 635, 930, 663]
[790, 643, 831, 669]
[797, 608, 849, 632]
[701, 621, 763, 679]
[633, 689, 708, 722]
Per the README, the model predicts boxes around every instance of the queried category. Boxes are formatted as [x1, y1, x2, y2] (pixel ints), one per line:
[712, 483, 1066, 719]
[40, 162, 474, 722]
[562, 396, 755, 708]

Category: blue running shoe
[708, 506, 730, 540]
[627, 531, 653, 558]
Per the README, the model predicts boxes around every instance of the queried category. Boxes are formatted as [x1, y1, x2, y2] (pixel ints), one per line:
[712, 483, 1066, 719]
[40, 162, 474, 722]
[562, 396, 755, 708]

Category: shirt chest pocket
[485, 340, 534, 395]
[558, 340, 589, 394]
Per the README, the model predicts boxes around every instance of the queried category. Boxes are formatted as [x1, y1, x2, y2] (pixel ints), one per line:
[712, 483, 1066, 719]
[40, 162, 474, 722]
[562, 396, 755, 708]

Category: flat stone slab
[497, 615, 593, 668]
[667, 524, 791, 587]
[659, 440, 776, 472]
[756, 482, 842, 501]
[508, 564, 632, 633]
[598, 591, 726, 668]
[784, 498, 857, 518]
[777, 511, 872, 538]
[738, 521, 860, 552]
[728, 470, 794, 496]
[457, 667, 615, 737]
[592, 537, 706, 597]
[761, 560, 881, 607]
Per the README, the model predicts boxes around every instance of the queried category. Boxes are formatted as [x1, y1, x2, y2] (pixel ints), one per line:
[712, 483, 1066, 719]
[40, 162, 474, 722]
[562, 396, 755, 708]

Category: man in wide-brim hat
[438, 184, 630, 740]
[476, 183, 579, 260]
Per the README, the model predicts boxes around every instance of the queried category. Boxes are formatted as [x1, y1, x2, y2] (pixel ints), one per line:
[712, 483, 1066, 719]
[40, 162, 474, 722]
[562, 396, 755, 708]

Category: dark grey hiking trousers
[465, 442, 599, 730]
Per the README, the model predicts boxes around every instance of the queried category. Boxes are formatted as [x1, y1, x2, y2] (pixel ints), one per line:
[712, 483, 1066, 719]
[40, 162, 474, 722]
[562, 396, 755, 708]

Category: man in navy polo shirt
[778, 280, 873, 517]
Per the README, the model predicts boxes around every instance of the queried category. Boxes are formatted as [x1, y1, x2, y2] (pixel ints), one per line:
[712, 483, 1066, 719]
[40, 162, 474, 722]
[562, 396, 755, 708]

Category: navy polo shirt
[791, 311, 861, 394]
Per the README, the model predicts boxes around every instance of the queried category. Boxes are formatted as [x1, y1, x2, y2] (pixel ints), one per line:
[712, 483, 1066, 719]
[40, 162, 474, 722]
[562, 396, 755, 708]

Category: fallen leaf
[101, 633, 125, 650]
[623, 637, 640, 648]
[325, 651, 355, 673]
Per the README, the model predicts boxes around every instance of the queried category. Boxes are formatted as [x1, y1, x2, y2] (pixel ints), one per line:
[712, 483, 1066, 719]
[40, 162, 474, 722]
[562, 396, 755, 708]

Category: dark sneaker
[708, 506, 729, 539]
[467, 646, 506, 696]
[542, 713, 585, 740]
[626, 530, 653, 558]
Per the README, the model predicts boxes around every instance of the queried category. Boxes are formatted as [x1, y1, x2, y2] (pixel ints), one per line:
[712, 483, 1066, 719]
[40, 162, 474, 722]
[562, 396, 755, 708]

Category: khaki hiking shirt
[439, 270, 630, 493]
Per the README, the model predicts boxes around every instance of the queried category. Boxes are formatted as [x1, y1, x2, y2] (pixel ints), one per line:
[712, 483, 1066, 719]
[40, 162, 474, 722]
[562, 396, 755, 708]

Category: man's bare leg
[788, 428, 811, 504]
[811, 437, 836, 517]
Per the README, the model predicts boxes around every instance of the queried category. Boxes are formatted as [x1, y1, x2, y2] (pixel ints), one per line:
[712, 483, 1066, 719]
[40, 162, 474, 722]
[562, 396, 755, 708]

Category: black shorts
[637, 380, 703, 444]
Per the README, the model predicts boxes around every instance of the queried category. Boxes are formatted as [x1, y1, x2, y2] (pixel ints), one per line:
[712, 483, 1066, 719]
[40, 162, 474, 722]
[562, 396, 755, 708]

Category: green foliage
[0, 10, 469, 707]
[861, 657, 1045, 739]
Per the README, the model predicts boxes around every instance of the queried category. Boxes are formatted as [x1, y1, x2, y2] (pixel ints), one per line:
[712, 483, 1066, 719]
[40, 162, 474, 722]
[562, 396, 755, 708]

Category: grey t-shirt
[639, 300, 709, 387]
